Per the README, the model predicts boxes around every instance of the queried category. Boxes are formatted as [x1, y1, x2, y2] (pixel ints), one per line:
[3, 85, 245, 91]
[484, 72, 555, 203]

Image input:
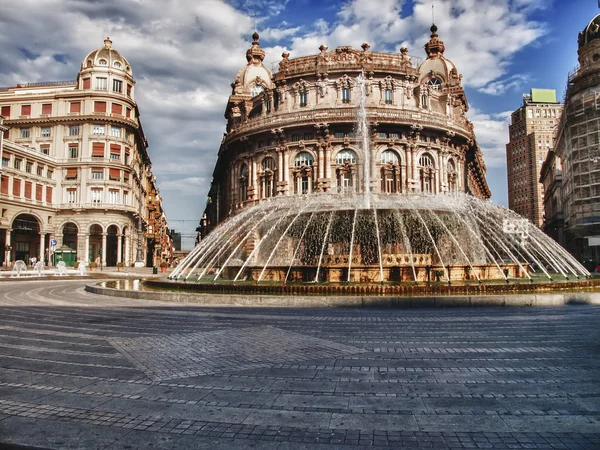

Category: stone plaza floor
[0, 279, 599, 449]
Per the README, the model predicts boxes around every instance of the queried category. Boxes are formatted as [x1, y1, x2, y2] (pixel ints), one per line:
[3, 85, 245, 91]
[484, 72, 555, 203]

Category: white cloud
[468, 108, 512, 169]
[478, 74, 532, 96]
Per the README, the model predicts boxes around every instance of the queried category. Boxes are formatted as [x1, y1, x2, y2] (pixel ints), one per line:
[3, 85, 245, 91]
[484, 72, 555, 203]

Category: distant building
[0, 38, 170, 267]
[544, 12, 600, 267]
[171, 231, 182, 252]
[506, 89, 563, 228]
[203, 25, 490, 229]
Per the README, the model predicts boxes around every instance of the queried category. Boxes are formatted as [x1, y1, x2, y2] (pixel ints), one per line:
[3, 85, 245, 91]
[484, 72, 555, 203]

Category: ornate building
[506, 89, 563, 228]
[0, 38, 171, 267]
[542, 12, 600, 267]
[204, 25, 490, 230]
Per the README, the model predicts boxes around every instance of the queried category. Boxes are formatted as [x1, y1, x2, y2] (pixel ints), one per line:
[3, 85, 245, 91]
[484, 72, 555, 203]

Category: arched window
[384, 89, 393, 104]
[380, 150, 401, 193]
[251, 84, 264, 97]
[260, 157, 276, 198]
[294, 152, 313, 194]
[239, 164, 249, 202]
[447, 158, 458, 193]
[295, 152, 314, 167]
[419, 153, 435, 194]
[336, 149, 357, 165]
[113, 62, 122, 69]
[336, 149, 357, 192]
[98, 59, 107, 66]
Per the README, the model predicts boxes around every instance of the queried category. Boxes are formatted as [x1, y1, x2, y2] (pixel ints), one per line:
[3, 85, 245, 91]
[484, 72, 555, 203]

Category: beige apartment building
[203, 26, 490, 230]
[0, 38, 171, 268]
[506, 89, 563, 228]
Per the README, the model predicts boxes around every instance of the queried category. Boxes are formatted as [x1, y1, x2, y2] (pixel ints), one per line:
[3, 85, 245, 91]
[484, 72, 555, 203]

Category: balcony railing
[58, 202, 138, 213]
[228, 106, 470, 140]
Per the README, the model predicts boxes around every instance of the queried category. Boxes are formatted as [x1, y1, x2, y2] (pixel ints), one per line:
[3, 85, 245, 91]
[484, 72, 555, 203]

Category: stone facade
[506, 90, 563, 228]
[0, 38, 172, 267]
[543, 12, 600, 267]
[204, 26, 490, 230]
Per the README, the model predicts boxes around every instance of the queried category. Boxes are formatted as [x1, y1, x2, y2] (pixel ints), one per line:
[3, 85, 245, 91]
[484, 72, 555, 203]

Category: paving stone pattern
[109, 325, 366, 381]
[0, 279, 599, 449]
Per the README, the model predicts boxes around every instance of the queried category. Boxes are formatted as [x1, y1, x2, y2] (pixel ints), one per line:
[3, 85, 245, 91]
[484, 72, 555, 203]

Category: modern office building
[543, 11, 600, 267]
[506, 89, 563, 228]
[203, 25, 490, 230]
[0, 38, 171, 267]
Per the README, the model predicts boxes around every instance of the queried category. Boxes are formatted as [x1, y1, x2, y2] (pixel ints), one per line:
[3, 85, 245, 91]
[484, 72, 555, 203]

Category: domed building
[0, 38, 171, 268]
[203, 25, 490, 230]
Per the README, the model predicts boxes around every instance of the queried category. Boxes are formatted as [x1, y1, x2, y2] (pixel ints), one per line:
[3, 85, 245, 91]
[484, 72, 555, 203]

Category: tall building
[0, 38, 171, 268]
[506, 89, 563, 228]
[544, 11, 600, 267]
[203, 25, 490, 230]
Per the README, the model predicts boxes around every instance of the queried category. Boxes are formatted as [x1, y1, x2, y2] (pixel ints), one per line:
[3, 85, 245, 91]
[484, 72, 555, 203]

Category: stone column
[117, 234, 123, 264]
[278, 151, 283, 182]
[325, 147, 331, 180]
[39, 233, 46, 265]
[124, 234, 130, 266]
[4, 229, 11, 267]
[101, 233, 107, 266]
[318, 146, 324, 180]
[85, 234, 90, 263]
[251, 159, 257, 199]
[283, 150, 290, 194]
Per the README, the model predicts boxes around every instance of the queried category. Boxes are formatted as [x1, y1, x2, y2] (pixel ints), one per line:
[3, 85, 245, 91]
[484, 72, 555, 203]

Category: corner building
[204, 26, 490, 229]
[0, 38, 169, 267]
[506, 89, 563, 228]
[546, 13, 600, 265]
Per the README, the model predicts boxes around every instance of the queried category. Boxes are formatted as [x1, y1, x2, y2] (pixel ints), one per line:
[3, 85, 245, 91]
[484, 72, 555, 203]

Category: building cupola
[425, 24, 445, 59]
[246, 32, 266, 64]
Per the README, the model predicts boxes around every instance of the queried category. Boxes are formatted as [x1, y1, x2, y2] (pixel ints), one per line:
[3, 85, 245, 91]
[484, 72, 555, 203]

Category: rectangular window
[14, 159, 21, 170]
[110, 126, 121, 137]
[1, 156, 9, 167]
[41, 127, 51, 137]
[91, 188, 103, 203]
[24, 181, 32, 199]
[123, 171, 130, 183]
[41, 103, 52, 115]
[37, 165, 44, 176]
[95, 77, 107, 90]
[299, 91, 307, 107]
[69, 125, 80, 136]
[13, 179, 21, 197]
[111, 103, 122, 115]
[303, 133, 314, 140]
[92, 142, 105, 158]
[92, 125, 105, 135]
[1, 105, 10, 118]
[20, 128, 30, 138]
[94, 101, 107, 113]
[109, 168, 120, 180]
[265, 99, 271, 113]
[46, 186, 52, 203]
[113, 79, 123, 93]
[127, 84, 132, 97]
[110, 144, 121, 160]
[1, 175, 8, 195]
[26, 162, 33, 173]
[379, 132, 388, 138]
[40, 144, 50, 155]
[123, 191, 129, 205]
[67, 188, 76, 203]
[36, 184, 43, 201]
[82, 78, 91, 89]
[91, 168, 104, 180]
[291, 134, 301, 142]
[65, 168, 77, 180]
[389, 133, 399, 139]
[47, 169, 53, 179]
[70, 101, 81, 113]
[124, 148, 130, 164]
[68, 145, 78, 159]
[385, 89, 393, 104]
[334, 132, 344, 138]
[342, 88, 351, 103]
[109, 189, 120, 203]
[21, 105, 31, 116]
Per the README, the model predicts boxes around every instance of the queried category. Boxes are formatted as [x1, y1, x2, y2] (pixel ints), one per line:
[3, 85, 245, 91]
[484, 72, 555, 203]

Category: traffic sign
[50, 239, 57, 247]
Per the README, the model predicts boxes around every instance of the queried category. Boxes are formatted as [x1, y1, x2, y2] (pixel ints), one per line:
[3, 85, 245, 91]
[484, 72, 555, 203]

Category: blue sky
[0, 0, 597, 248]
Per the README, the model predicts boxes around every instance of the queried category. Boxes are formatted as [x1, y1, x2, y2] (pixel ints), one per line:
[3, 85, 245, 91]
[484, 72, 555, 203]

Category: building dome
[579, 13, 600, 48]
[232, 32, 273, 96]
[418, 24, 461, 88]
[81, 37, 132, 75]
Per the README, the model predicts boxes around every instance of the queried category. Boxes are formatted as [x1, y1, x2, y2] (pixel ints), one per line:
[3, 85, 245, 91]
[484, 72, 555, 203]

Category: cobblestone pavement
[0, 280, 599, 449]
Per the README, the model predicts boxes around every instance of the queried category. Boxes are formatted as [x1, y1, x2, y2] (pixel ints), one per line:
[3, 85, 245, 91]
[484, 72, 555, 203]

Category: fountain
[56, 261, 67, 276]
[34, 261, 44, 276]
[166, 72, 589, 290]
[12, 260, 26, 277]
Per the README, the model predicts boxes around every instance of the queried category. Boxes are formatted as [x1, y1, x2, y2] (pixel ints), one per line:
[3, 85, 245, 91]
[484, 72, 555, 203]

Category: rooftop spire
[246, 31, 265, 63]
[425, 23, 445, 58]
